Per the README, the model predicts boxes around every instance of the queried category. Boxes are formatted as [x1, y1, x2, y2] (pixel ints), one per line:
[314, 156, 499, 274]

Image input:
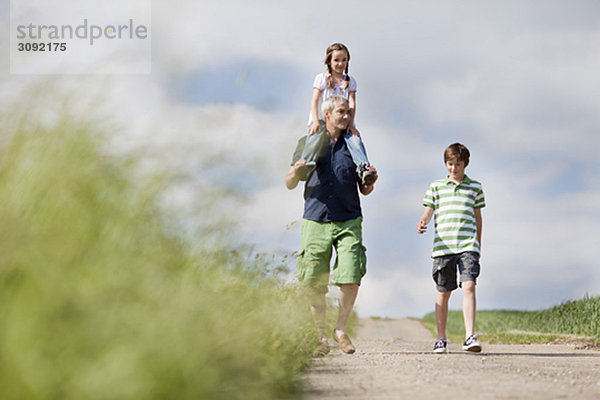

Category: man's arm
[285, 159, 306, 190]
[359, 165, 377, 195]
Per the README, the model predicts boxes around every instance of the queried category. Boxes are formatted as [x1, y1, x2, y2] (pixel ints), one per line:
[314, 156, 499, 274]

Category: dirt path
[302, 318, 600, 399]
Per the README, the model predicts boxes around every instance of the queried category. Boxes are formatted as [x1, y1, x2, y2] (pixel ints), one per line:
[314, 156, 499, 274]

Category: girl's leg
[343, 133, 370, 170]
[344, 133, 375, 185]
[301, 131, 328, 164]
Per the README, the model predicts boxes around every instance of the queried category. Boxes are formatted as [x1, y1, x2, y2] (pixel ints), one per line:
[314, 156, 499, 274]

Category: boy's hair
[321, 95, 348, 116]
[444, 143, 470, 165]
[324, 43, 351, 90]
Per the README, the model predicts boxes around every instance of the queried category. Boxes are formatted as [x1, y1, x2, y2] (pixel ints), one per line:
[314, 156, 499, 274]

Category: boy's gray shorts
[432, 252, 480, 292]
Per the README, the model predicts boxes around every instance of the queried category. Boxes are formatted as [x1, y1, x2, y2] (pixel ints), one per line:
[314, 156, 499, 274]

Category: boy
[417, 143, 485, 353]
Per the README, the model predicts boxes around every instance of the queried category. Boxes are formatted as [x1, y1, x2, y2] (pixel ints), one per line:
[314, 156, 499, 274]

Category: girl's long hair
[324, 43, 350, 90]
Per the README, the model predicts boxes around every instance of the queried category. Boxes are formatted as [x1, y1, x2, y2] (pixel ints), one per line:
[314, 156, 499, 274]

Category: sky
[2, 0, 599, 318]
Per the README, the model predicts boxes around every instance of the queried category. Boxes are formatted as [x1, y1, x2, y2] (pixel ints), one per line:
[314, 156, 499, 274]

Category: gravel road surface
[302, 318, 600, 399]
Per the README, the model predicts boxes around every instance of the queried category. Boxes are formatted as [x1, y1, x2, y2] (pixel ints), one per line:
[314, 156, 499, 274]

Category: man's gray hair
[321, 95, 349, 116]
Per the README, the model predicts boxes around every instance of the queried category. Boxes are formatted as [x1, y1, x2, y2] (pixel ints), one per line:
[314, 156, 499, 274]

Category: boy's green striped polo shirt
[423, 175, 485, 258]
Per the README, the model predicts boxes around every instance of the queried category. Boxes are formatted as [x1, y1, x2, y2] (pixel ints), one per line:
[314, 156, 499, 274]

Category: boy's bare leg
[335, 283, 359, 335]
[435, 290, 452, 339]
[462, 281, 476, 338]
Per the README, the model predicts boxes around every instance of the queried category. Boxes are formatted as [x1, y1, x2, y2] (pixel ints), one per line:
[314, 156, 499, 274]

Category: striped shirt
[422, 175, 485, 258]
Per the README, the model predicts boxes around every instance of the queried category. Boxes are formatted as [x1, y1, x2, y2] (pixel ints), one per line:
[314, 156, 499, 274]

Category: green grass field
[422, 296, 600, 346]
[0, 116, 326, 399]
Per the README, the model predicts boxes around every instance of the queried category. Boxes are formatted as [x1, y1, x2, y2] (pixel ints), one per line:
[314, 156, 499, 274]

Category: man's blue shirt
[302, 134, 362, 222]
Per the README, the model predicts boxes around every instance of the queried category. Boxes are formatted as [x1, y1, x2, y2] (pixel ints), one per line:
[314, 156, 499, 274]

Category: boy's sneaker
[462, 334, 482, 352]
[433, 338, 448, 354]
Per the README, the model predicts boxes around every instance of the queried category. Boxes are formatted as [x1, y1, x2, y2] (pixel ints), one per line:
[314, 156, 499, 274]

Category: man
[285, 95, 378, 354]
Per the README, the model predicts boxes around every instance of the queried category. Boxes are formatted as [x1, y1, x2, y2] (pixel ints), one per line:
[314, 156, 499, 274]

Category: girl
[300, 43, 374, 185]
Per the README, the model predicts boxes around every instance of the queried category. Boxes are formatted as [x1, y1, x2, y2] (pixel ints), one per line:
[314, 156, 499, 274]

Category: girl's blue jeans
[300, 130, 370, 171]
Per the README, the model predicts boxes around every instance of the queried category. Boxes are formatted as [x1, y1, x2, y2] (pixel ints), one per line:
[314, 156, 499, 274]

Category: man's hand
[285, 158, 307, 190]
[365, 165, 377, 183]
[359, 165, 377, 195]
[293, 158, 307, 172]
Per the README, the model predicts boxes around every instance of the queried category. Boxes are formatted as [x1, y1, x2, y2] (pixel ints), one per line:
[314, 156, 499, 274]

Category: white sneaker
[433, 338, 448, 353]
[358, 162, 375, 185]
[462, 334, 482, 352]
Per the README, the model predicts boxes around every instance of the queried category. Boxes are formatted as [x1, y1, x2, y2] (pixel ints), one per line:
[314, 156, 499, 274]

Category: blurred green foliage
[0, 118, 319, 399]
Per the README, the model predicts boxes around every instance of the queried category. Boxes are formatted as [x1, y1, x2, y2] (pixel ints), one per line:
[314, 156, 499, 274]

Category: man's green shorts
[296, 217, 367, 293]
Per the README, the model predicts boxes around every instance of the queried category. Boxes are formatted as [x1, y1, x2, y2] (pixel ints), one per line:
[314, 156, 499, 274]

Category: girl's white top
[307, 72, 357, 126]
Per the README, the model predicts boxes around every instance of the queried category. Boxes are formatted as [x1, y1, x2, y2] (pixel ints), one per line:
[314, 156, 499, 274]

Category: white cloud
[356, 266, 435, 319]
[150, 1, 328, 74]
[238, 185, 304, 254]
[2, 0, 599, 318]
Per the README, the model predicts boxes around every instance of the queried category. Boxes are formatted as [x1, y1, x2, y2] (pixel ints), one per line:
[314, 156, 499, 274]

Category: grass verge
[0, 116, 321, 399]
[422, 296, 600, 347]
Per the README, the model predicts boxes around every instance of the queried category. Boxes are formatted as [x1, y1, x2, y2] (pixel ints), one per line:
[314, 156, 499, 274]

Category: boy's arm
[474, 207, 483, 253]
[417, 206, 434, 234]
